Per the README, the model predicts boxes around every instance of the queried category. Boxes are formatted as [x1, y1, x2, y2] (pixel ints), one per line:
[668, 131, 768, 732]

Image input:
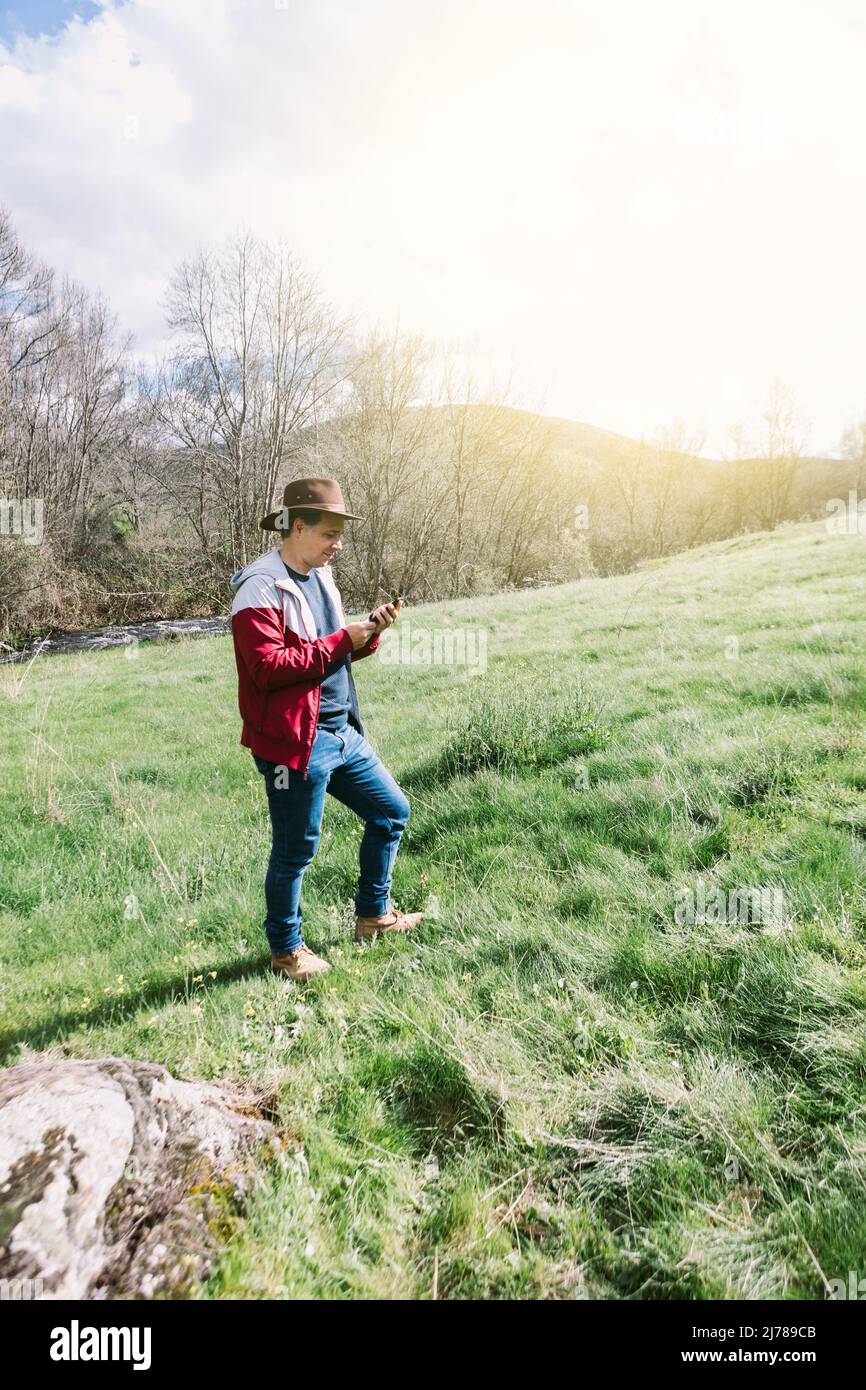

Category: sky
[1, 0, 865, 455]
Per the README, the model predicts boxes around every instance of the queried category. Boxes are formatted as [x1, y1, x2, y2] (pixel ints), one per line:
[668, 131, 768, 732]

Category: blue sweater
[283, 562, 352, 730]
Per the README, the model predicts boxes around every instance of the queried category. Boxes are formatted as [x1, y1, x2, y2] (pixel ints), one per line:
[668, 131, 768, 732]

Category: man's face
[301, 516, 345, 566]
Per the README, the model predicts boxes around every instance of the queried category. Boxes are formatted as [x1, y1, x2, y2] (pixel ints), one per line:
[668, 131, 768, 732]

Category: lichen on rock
[0, 1056, 278, 1299]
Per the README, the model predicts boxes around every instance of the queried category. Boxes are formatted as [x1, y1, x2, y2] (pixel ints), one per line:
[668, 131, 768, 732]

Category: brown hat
[259, 477, 365, 531]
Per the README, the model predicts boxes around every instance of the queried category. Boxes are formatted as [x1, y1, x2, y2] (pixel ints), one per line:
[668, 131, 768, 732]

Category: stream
[0, 616, 230, 664]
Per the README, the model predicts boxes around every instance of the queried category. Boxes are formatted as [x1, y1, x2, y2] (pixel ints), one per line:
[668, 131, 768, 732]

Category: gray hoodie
[229, 547, 367, 737]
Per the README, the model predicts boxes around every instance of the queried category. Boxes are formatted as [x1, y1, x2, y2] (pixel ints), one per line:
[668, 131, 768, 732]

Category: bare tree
[0, 207, 59, 489]
[721, 419, 753, 534]
[435, 355, 566, 594]
[839, 411, 866, 496]
[496, 414, 558, 585]
[334, 323, 437, 603]
[609, 433, 651, 561]
[0, 205, 56, 379]
[153, 231, 351, 568]
[646, 421, 707, 557]
[5, 272, 130, 537]
[753, 378, 809, 530]
[440, 357, 491, 595]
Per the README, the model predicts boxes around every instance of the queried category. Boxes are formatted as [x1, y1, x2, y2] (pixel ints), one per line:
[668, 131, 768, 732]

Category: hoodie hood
[229, 552, 270, 596]
[229, 547, 346, 630]
[229, 547, 297, 597]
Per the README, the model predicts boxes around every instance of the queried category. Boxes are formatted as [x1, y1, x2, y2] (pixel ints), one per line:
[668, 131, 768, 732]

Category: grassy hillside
[2, 518, 865, 1299]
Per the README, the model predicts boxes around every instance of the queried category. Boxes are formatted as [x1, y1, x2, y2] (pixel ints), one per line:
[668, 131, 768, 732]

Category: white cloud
[1, 0, 865, 453]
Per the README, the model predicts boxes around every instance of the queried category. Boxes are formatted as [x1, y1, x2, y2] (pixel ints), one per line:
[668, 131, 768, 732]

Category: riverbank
[0, 616, 230, 663]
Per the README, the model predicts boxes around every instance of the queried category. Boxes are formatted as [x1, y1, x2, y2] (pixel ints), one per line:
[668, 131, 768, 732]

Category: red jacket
[229, 547, 381, 780]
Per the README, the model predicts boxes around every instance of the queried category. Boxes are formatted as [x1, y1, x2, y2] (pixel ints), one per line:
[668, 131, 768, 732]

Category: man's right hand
[345, 621, 379, 651]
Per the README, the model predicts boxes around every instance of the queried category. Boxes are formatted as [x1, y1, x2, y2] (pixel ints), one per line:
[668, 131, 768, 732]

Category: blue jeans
[252, 723, 411, 955]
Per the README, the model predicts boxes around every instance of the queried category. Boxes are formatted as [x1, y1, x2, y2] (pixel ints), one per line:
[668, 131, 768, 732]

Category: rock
[0, 1056, 279, 1299]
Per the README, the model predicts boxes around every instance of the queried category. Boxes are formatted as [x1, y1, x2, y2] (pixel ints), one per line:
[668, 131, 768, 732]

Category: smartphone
[369, 595, 404, 621]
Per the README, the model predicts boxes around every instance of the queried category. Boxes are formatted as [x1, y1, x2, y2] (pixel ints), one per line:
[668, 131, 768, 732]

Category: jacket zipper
[303, 683, 320, 780]
[278, 578, 335, 781]
[278, 583, 316, 781]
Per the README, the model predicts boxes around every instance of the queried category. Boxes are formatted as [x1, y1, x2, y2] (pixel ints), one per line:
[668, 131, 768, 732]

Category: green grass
[2, 518, 866, 1299]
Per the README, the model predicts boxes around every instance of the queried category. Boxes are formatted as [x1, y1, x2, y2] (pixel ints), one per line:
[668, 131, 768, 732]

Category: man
[229, 477, 424, 982]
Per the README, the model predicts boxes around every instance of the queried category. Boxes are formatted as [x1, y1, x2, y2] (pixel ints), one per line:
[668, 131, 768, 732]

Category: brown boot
[270, 943, 332, 980]
[354, 905, 425, 941]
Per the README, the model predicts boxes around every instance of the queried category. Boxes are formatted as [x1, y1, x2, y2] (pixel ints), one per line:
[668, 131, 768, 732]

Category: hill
[1, 517, 865, 1297]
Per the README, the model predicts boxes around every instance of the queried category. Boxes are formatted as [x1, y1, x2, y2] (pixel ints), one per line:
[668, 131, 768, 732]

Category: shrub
[440, 670, 610, 776]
